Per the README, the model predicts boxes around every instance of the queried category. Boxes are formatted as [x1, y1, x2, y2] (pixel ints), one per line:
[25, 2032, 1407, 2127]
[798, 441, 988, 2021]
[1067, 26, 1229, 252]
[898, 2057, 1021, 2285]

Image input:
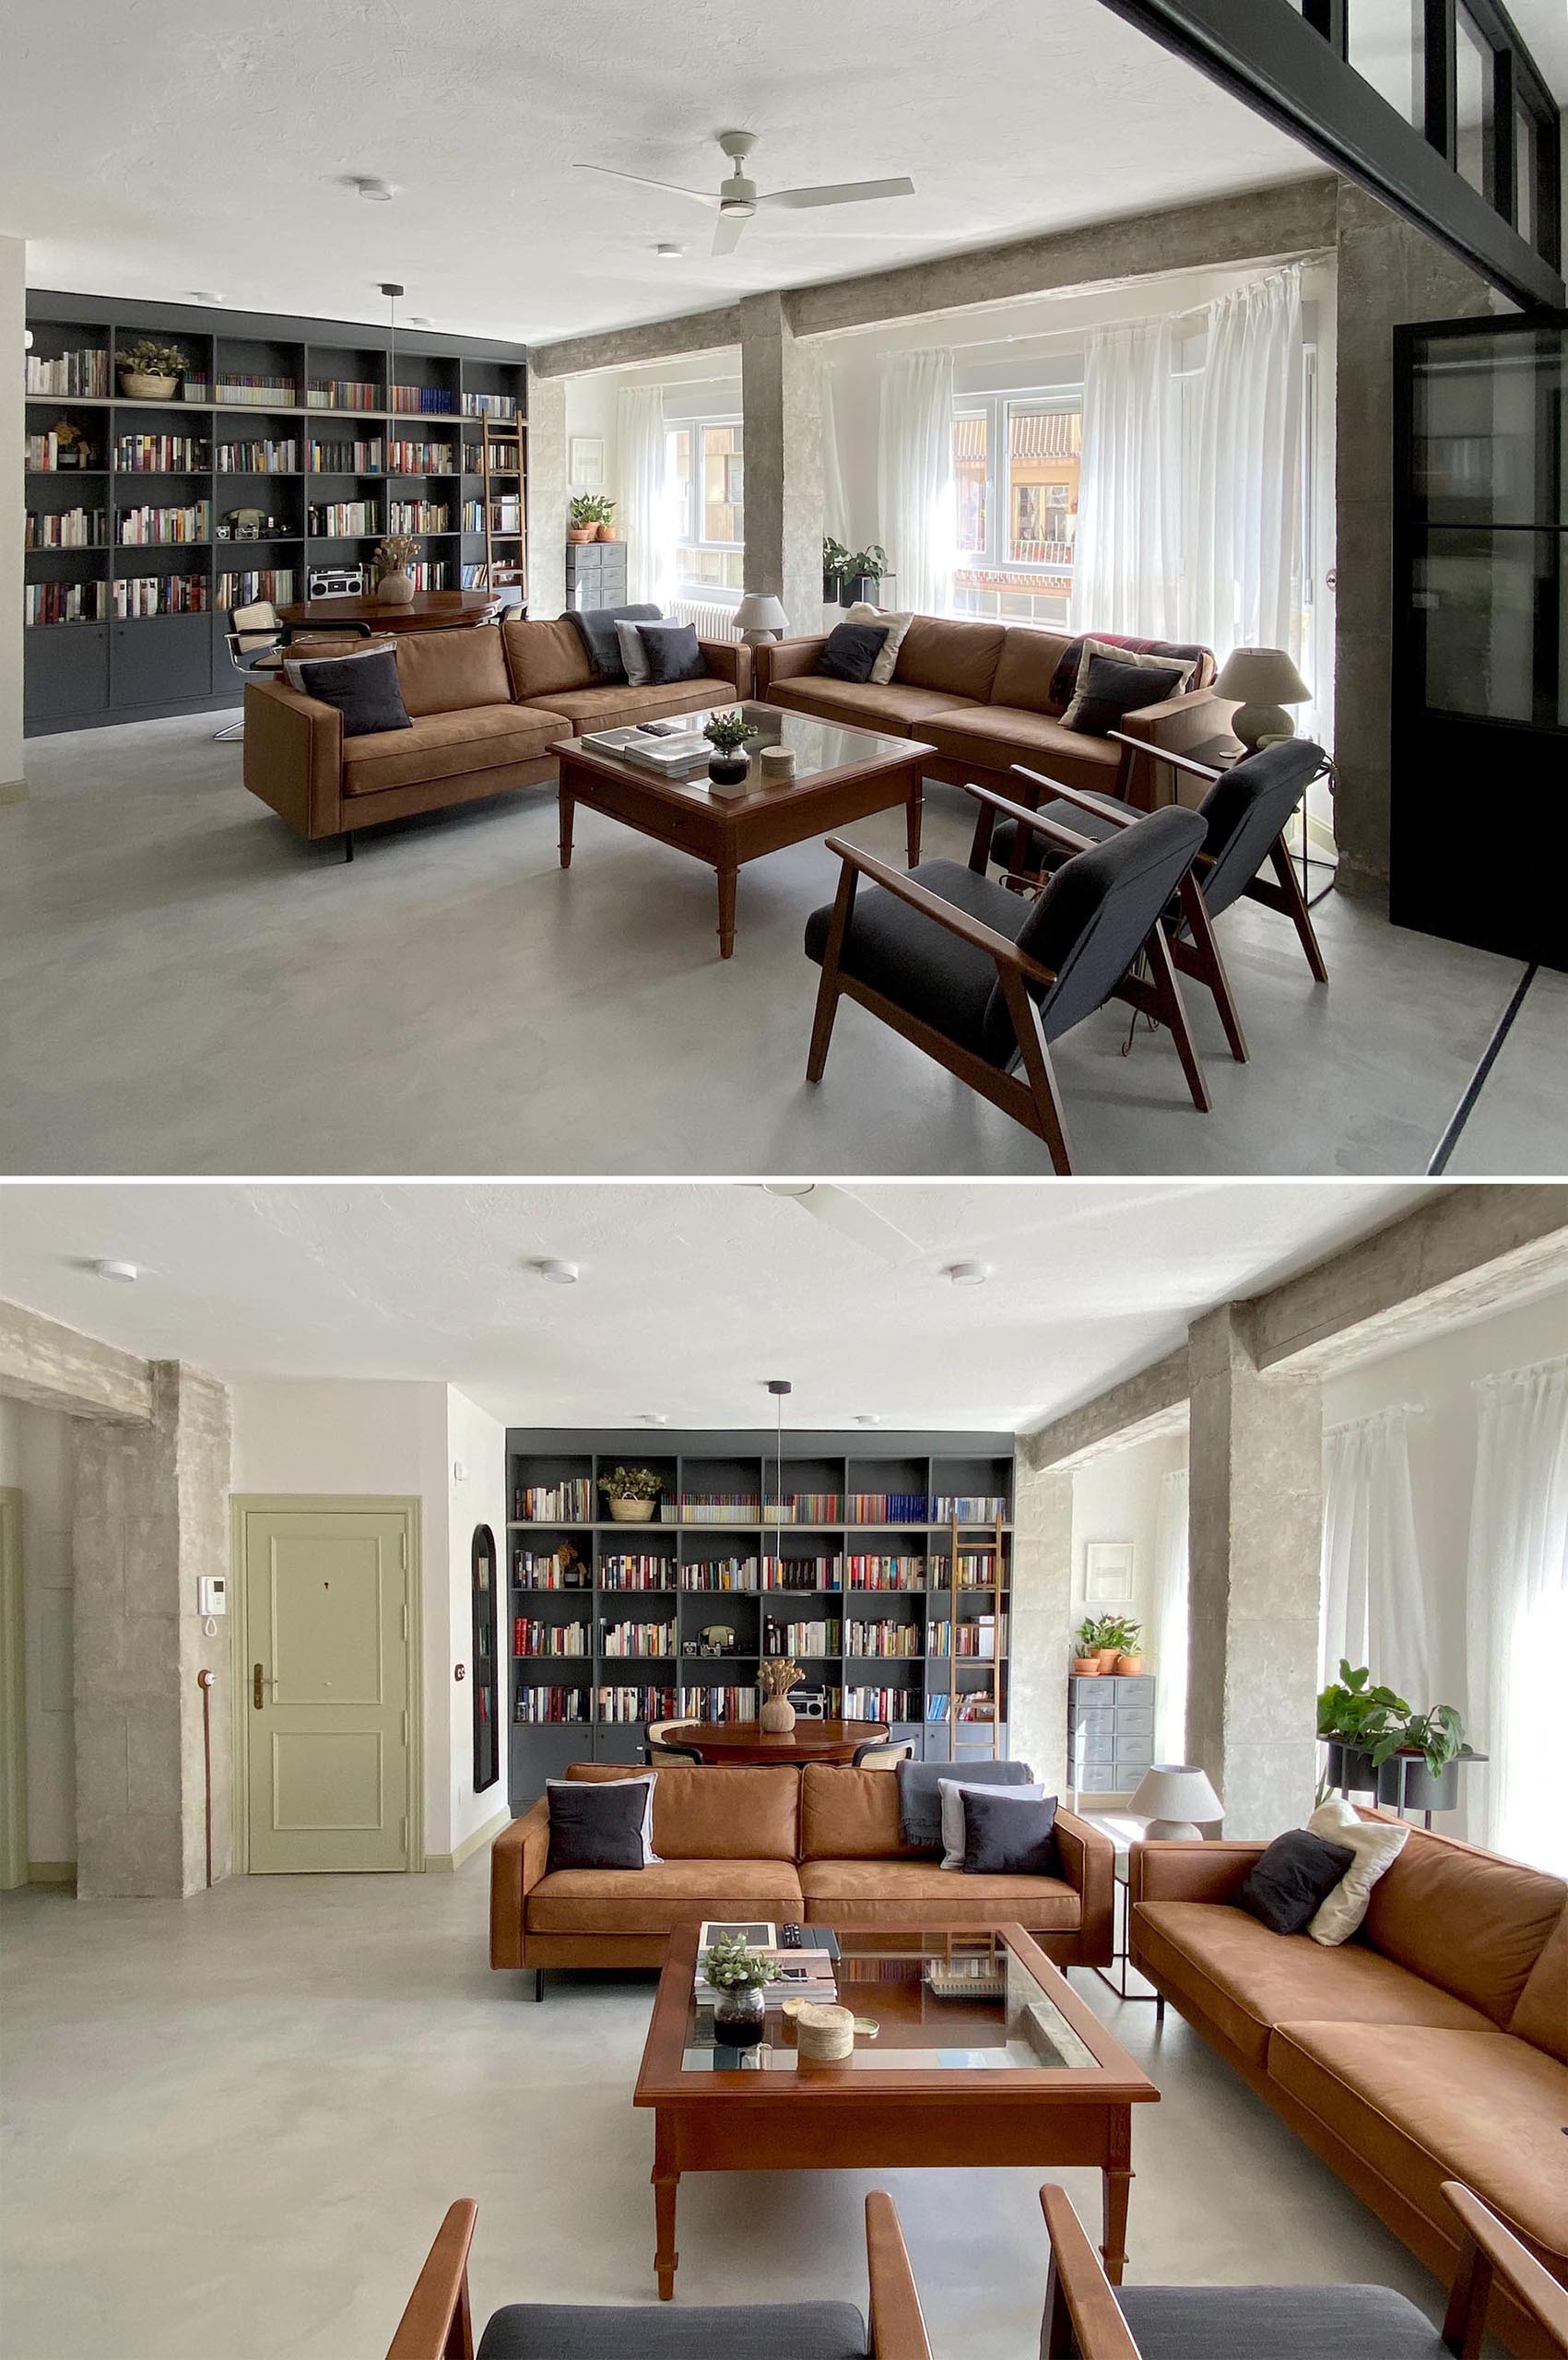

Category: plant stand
[1087, 1845, 1161, 2009]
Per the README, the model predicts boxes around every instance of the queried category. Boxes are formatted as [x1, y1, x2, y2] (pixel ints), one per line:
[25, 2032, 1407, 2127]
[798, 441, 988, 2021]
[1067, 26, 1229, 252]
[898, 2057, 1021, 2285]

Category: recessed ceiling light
[350, 175, 396, 204]
[854, 1414, 879, 1427]
[189, 290, 225, 305]
[654, 242, 684, 261]
[640, 1412, 669, 1427]
[406, 314, 432, 327]
[531, 1257, 580, 1286]
[94, 1259, 138, 1284]
[945, 1260, 990, 1287]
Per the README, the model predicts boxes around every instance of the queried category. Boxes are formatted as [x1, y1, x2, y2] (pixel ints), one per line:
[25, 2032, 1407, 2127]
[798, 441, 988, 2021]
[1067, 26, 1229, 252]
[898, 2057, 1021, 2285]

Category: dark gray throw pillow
[294, 647, 411, 738]
[961, 1787, 1061, 1877]
[1062, 654, 1186, 738]
[816, 621, 889, 684]
[545, 1776, 650, 1871]
[898, 1755, 1033, 1849]
[1236, 1829, 1356, 1934]
[567, 603, 661, 681]
[637, 621, 706, 686]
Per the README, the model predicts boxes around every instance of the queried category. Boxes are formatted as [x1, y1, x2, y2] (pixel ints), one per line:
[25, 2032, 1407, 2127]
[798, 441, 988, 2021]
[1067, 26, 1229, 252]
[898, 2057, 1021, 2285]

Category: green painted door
[243, 1506, 414, 1873]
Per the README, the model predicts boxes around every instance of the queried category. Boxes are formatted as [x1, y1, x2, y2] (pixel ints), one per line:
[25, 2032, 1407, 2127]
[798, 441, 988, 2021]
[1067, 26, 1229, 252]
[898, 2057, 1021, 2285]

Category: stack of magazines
[583, 726, 711, 773]
[694, 1921, 841, 2006]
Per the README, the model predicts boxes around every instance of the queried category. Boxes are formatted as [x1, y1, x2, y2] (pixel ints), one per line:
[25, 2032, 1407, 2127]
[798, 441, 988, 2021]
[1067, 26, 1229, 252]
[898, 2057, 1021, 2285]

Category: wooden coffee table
[555, 702, 933, 958]
[632, 1919, 1158, 2299]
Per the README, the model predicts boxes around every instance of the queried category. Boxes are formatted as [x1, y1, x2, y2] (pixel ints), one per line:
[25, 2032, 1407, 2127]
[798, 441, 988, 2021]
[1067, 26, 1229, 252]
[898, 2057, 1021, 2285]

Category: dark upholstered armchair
[803, 785, 1210, 1174]
[386, 2191, 932, 2360]
[978, 738, 1329, 1064]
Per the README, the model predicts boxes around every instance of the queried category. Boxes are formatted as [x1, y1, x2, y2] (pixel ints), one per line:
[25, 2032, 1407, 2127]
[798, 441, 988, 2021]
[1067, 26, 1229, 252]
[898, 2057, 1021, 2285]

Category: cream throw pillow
[1060, 636, 1196, 729]
[936, 1776, 1044, 1869]
[845, 602, 914, 686]
[1305, 1794, 1409, 1945]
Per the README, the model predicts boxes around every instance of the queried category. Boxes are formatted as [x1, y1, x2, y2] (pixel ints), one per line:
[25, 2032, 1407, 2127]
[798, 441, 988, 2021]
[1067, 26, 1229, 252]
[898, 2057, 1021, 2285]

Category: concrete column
[1186, 1306, 1321, 1839]
[1009, 1461, 1074, 1791]
[71, 1363, 232, 1899]
[738, 292, 822, 633]
[525, 364, 567, 620]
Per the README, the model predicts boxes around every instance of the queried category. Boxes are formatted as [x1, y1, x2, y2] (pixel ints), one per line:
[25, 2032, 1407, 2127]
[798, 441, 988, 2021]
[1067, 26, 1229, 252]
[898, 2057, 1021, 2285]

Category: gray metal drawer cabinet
[1067, 1672, 1158, 1794]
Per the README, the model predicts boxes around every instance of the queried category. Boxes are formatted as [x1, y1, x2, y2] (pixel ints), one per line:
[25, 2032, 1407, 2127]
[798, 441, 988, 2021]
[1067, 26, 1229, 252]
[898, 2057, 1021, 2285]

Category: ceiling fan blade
[761, 1183, 923, 1268]
[573, 164, 718, 205]
[712, 210, 748, 256]
[759, 176, 915, 211]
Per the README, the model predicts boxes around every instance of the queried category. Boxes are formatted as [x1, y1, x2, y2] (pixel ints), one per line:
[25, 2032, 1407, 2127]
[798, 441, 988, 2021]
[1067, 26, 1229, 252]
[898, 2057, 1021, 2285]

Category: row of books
[598, 1685, 680, 1724]
[844, 1493, 937, 1523]
[767, 1556, 843, 1593]
[599, 1622, 678, 1658]
[305, 379, 379, 411]
[466, 441, 520, 470]
[386, 439, 456, 473]
[113, 575, 207, 617]
[311, 437, 384, 474]
[25, 508, 105, 549]
[117, 502, 210, 546]
[26, 347, 110, 397]
[927, 1615, 1002, 1658]
[26, 431, 100, 472]
[513, 1618, 589, 1657]
[935, 1494, 1009, 1523]
[310, 503, 378, 537]
[766, 1492, 842, 1522]
[844, 1686, 920, 1720]
[843, 1555, 925, 1589]
[118, 432, 208, 472]
[925, 1693, 1000, 1721]
[407, 561, 451, 589]
[513, 1548, 589, 1588]
[681, 1556, 759, 1591]
[392, 383, 457, 414]
[464, 392, 518, 419]
[954, 1552, 1007, 1588]
[678, 1686, 759, 1722]
[670, 1494, 762, 1522]
[598, 1553, 672, 1590]
[513, 1688, 590, 1725]
[842, 1620, 921, 1658]
[25, 581, 107, 626]
[762, 1619, 843, 1656]
[217, 439, 298, 472]
[460, 498, 522, 533]
[515, 1480, 594, 1523]
[387, 501, 451, 533]
[217, 375, 298, 407]
[218, 568, 294, 607]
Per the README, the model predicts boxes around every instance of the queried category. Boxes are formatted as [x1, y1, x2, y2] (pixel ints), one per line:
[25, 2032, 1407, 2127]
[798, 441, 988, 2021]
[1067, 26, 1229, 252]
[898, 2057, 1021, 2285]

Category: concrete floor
[0, 1866, 1471, 2360]
[2, 714, 1556, 1177]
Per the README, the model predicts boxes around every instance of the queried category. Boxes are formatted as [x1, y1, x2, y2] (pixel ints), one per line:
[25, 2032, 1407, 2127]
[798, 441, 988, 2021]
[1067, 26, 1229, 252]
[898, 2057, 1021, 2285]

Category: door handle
[253, 1662, 267, 1710]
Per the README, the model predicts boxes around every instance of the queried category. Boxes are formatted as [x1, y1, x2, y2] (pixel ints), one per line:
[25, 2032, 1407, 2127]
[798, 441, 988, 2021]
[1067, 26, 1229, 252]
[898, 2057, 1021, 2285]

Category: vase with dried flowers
[759, 1658, 801, 1735]
[375, 532, 419, 606]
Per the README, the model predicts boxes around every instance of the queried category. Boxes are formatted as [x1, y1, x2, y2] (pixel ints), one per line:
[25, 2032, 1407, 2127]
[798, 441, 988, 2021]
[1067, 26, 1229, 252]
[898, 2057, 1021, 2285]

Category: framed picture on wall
[569, 435, 606, 491]
[1084, 1540, 1135, 1601]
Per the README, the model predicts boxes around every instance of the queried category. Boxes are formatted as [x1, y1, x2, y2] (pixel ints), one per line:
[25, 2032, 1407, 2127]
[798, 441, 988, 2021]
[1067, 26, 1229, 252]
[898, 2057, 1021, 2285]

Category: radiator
[672, 596, 741, 641]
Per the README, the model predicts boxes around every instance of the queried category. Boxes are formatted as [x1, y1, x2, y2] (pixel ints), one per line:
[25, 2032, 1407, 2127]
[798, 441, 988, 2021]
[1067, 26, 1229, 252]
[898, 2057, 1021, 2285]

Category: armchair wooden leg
[1176, 876, 1248, 1063]
[1145, 923, 1211, 1114]
[1268, 838, 1328, 983]
[807, 861, 859, 1084]
[996, 966, 1074, 1174]
[1442, 2232, 1491, 2359]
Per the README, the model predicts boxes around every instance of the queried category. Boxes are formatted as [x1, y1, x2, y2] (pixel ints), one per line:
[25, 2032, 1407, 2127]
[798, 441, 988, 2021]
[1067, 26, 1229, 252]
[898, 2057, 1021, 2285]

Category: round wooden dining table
[661, 1717, 891, 1765]
[277, 588, 504, 634]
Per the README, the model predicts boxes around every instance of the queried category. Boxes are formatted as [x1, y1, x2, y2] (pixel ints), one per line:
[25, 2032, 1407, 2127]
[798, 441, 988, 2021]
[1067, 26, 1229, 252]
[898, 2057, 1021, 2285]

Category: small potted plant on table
[598, 1465, 662, 1523]
[822, 536, 848, 603]
[701, 1931, 782, 2049]
[1316, 1660, 1409, 1798]
[118, 337, 188, 401]
[842, 544, 889, 605]
[1371, 1700, 1472, 1813]
[703, 708, 753, 789]
[1073, 1620, 1106, 1675]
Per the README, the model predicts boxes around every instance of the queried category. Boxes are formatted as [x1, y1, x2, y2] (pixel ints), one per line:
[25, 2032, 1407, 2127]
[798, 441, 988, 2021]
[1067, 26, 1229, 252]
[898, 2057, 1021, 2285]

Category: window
[1515, 100, 1537, 247]
[1456, 6, 1496, 203]
[1347, 0, 1424, 128]
[666, 416, 745, 592]
[950, 391, 1081, 625]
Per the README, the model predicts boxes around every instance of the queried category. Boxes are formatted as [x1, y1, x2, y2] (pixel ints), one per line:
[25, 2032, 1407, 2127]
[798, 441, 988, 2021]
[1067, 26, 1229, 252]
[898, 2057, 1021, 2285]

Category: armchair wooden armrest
[1442, 2182, 1568, 2357]
[489, 1799, 550, 1969]
[1111, 690, 1229, 808]
[386, 2198, 477, 2360]
[1108, 729, 1225, 785]
[964, 773, 1106, 875]
[1040, 2184, 1140, 2360]
[867, 2191, 933, 2360]
[821, 836, 1058, 991]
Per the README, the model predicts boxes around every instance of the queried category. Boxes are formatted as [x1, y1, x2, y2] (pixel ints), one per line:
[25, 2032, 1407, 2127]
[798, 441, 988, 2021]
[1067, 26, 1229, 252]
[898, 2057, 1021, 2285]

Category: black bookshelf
[23, 290, 528, 735]
[504, 1427, 1015, 1809]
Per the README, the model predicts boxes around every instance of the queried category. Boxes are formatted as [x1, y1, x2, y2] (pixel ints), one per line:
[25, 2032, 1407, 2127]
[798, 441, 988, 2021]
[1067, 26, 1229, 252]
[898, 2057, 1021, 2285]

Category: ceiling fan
[760, 1183, 923, 1268]
[576, 130, 915, 257]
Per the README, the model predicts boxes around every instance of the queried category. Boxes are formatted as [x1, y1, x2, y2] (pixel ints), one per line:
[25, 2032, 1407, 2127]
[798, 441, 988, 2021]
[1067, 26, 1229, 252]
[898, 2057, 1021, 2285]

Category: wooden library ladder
[945, 1511, 1006, 1763]
[479, 419, 526, 596]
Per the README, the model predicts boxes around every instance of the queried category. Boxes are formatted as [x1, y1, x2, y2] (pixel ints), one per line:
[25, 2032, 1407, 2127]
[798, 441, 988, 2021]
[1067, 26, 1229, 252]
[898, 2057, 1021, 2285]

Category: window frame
[952, 387, 1083, 583]
[665, 412, 745, 595]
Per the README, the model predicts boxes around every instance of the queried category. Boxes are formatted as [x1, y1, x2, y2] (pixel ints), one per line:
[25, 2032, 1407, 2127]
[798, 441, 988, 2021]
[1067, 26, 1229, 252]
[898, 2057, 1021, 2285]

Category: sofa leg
[343, 832, 354, 864]
[531, 1968, 544, 2001]
[1155, 1993, 1165, 2026]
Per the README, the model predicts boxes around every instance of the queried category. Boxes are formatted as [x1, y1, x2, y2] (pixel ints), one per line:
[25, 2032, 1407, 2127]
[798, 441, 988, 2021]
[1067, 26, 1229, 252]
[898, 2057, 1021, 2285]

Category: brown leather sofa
[756, 618, 1220, 810]
[242, 618, 751, 850]
[1127, 1819, 1568, 2358]
[490, 1761, 1114, 1981]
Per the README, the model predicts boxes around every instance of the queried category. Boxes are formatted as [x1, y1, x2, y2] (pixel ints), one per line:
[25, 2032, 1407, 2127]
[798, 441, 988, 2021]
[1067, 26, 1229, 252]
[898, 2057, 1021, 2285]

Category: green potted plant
[1315, 1660, 1408, 1797]
[597, 1464, 663, 1524]
[568, 494, 602, 545]
[118, 337, 188, 402]
[822, 536, 849, 603]
[701, 1930, 781, 2047]
[1371, 1700, 1471, 1813]
[591, 495, 619, 543]
[1102, 1614, 1144, 1674]
[1072, 1618, 1105, 1675]
[841, 544, 889, 606]
[702, 707, 752, 788]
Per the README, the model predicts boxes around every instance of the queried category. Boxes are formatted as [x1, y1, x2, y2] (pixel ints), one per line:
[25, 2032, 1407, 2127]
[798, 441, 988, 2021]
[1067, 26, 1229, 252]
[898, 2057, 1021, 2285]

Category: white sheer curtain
[821, 360, 849, 547]
[878, 349, 955, 617]
[1151, 1467, 1189, 1764]
[616, 384, 676, 608]
[1465, 1355, 1568, 1872]
[1185, 264, 1303, 661]
[1069, 315, 1179, 637]
[1319, 1406, 1432, 1702]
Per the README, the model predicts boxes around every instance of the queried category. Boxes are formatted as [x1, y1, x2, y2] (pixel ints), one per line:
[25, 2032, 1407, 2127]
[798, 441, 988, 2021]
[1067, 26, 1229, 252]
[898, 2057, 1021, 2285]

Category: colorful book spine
[599, 1621, 677, 1658]
[111, 574, 207, 618]
[116, 502, 210, 546]
[843, 1554, 925, 1589]
[26, 347, 109, 397]
[678, 1685, 759, 1722]
[216, 439, 297, 471]
[761, 1619, 842, 1656]
[845, 1686, 919, 1720]
[596, 1684, 679, 1725]
[24, 580, 108, 626]
[217, 569, 294, 609]
[117, 432, 208, 471]
[462, 392, 517, 419]
[513, 1618, 589, 1657]
[843, 1622, 920, 1658]
[513, 1686, 589, 1725]
[600, 1554, 675, 1591]
[25, 508, 105, 549]
[762, 1554, 843, 1592]
[514, 1481, 593, 1523]
[681, 1557, 760, 1592]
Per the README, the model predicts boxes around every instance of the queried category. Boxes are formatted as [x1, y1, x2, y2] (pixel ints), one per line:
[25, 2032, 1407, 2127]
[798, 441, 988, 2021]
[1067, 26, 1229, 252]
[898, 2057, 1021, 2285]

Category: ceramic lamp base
[1230, 701, 1296, 752]
[1143, 1816, 1203, 1841]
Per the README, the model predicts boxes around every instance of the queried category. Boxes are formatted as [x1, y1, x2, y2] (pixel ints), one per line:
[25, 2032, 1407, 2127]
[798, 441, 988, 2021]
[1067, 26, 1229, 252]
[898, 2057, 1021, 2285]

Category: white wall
[445, 1387, 507, 1856]
[1, 236, 25, 795]
[1070, 1427, 1185, 1673]
[0, 1396, 76, 1865]
[564, 347, 741, 505]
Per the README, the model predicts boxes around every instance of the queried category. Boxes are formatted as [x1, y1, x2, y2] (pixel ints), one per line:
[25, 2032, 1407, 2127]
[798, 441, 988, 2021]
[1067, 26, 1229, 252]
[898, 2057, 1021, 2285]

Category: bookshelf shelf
[504, 1426, 1014, 1806]
[24, 288, 527, 734]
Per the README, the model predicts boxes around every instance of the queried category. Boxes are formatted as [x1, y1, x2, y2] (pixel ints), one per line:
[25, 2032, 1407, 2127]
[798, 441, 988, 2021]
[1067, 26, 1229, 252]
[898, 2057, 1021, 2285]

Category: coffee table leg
[717, 862, 737, 959]
[653, 2120, 679, 2300]
[1102, 2108, 1132, 2285]
[559, 783, 574, 869]
[906, 764, 924, 867]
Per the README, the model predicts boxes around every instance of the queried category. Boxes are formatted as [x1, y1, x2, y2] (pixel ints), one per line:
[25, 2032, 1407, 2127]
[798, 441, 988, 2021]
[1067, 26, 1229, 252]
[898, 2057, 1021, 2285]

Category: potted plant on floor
[701, 1930, 782, 2049]
[1315, 1659, 1408, 1799]
[841, 544, 889, 606]
[1371, 1700, 1473, 1813]
[597, 1465, 662, 1523]
[118, 336, 188, 401]
[822, 536, 849, 603]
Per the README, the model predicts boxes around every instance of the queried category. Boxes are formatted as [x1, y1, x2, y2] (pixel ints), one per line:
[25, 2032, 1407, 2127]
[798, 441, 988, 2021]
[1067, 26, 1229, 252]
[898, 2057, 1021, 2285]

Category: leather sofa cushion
[1268, 2021, 1568, 2268]
[526, 1858, 804, 1936]
[799, 1858, 1080, 1930]
[893, 616, 1006, 702]
[395, 626, 513, 717]
[925, 704, 1124, 787]
[565, 1762, 800, 1861]
[501, 617, 595, 700]
[1131, 1900, 1493, 2071]
[341, 704, 567, 796]
[800, 1765, 925, 1862]
[1510, 1911, 1568, 2061]
[988, 630, 1075, 716]
[1360, 1829, 1566, 2028]
[766, 677, 971, 737]
[535, 678, 736, 731]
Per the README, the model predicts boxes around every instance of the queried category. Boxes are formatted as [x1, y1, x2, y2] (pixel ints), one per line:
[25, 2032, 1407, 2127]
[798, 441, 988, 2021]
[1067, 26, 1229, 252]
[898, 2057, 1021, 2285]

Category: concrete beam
[0, 1301, 151, 1425]
[1254, 1185, 1568, 1374]
[1021, 1348, 1189, 1472]
[531, 307, 742, 381]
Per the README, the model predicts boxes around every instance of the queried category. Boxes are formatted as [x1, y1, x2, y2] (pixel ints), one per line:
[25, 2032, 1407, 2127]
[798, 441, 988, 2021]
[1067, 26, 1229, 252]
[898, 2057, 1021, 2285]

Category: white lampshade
[1131, 1764, 1223, 1840]
[1214, 646, 1312, 751]
[734, 593, 789, 644]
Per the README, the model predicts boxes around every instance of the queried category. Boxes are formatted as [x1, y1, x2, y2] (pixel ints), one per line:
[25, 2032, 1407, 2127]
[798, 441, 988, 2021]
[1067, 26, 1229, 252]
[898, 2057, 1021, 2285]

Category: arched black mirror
[471, 1525, 500, 1792]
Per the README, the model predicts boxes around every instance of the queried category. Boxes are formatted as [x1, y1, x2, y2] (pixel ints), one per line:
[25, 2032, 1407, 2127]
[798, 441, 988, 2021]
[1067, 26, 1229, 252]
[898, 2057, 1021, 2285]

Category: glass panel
[1515, 101, 1537, 248]
[1416, 527, 1563, 726]
[1456, 6, 1494, 201]
[1006, 400, 1080, 569]
[676, 543, 744, 589]
[701, 422, 743, 546]
[952, 410, 987, 556]
[1348, 0, 1424, 125]
[667, 427, 692, 532]
[1411, 325, 1566, 527]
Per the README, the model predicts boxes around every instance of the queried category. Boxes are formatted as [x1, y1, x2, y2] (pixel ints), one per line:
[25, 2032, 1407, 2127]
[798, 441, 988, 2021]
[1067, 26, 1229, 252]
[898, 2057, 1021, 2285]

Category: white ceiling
[0, 1182, 1430, 1431]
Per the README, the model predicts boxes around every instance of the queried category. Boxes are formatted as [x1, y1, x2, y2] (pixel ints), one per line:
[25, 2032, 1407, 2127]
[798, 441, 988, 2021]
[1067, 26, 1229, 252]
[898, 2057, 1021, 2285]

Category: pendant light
[380, 278, 403, 412]
[767, 1378, 791, 1520]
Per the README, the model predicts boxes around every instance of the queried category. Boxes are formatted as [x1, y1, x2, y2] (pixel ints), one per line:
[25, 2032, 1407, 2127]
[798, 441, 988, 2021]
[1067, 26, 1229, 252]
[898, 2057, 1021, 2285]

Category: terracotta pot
[120, 372, 178, 401]
[595, 524, 619, 541]
[607, 1496, 656, 1523]
[568, 525, 596, 543]
[759, 1696, 796, 1734]
[1071, 1656, 1102, 1675]
[1115, 1653, 1143, 1675]
[1096, 1647, 1121, 1672]
[376, 570, 416, 607]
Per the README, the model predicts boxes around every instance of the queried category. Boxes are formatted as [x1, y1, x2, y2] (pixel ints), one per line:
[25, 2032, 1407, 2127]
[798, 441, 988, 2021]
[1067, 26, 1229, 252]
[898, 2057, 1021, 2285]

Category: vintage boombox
[308, 565, 366, 598]
[790, 1686, 828, 1719]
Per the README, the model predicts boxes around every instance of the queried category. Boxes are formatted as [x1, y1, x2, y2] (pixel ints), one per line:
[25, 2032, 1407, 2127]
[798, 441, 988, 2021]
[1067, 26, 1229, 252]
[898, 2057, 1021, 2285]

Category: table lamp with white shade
[734, 593, 789, 648]
[1214, 647, 1311, 750]
[1131, 1764, 1223, 1841]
